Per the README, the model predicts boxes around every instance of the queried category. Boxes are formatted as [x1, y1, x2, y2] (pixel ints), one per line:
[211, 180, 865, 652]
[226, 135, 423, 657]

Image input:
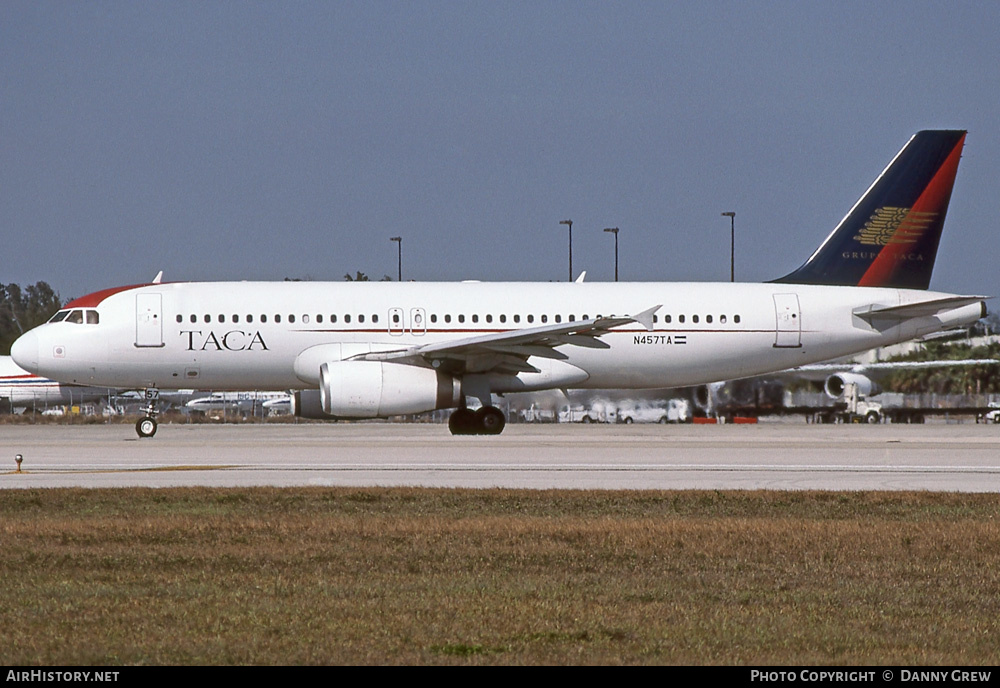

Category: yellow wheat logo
[854, 207, 937, 246]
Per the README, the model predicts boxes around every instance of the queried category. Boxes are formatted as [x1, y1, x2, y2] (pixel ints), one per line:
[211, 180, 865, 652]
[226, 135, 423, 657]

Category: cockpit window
[49, 308, 99, 324]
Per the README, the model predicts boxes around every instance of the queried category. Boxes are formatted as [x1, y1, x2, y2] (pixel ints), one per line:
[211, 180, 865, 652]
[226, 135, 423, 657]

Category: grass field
[2, 488, 998, 665]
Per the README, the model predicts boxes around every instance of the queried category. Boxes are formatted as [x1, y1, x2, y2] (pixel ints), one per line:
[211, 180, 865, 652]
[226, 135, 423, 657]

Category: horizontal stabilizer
[853, 296, 987, 321]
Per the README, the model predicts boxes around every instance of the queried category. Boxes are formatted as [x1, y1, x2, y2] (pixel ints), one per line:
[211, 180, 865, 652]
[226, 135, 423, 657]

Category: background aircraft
[0, 356, 114, 413]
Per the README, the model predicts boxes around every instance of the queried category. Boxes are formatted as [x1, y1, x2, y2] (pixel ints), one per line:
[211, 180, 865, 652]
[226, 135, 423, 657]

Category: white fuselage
[10, 281, 983, 397]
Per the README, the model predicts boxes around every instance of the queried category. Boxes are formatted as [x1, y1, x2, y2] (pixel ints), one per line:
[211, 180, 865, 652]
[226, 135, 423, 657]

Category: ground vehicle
[558, 401, 616, 423]
[617, 399, 692, 424]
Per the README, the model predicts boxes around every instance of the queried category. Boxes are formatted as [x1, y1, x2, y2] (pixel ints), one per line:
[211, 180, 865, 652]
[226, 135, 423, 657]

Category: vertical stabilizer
[773, 130, 966, 289]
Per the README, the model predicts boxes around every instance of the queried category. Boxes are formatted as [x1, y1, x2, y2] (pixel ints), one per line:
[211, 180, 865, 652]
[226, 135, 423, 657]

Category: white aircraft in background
[693, 356, 998, 415]
[0, 356, 113, 412]
[184, 390, 291, 414]
[10, 130, 987, 436]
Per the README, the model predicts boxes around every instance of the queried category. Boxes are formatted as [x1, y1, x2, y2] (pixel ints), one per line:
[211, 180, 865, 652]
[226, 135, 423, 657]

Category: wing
[786, 358, 999, 380]
[355, 305, 661, 375]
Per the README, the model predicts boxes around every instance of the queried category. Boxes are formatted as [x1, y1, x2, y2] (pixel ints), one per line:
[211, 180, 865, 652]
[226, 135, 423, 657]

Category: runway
[3, 421, 999, 491]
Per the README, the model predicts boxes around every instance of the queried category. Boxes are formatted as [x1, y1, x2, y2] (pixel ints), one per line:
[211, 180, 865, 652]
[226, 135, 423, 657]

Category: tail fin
[773, 130, 966, 289]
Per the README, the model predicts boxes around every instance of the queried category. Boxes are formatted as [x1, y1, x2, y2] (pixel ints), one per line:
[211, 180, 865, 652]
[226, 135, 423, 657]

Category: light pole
[603, 227, 619, 281]
[721, 212, 735, 282]
[559, 219, 573, 281]
[390, 236, 402, 281]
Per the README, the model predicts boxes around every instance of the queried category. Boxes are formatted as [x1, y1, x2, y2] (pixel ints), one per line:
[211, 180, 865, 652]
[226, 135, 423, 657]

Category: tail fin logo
[853, 206, 938, 247]
[772, 129, 965, 289]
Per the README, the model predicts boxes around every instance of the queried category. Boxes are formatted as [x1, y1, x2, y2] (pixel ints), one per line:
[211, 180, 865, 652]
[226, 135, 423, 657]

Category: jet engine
[294, 360, 461, 419]
[824, 373, 881, 399]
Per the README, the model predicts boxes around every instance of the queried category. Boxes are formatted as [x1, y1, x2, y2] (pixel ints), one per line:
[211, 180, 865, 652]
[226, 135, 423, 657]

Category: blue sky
[3, 1, 998, 302]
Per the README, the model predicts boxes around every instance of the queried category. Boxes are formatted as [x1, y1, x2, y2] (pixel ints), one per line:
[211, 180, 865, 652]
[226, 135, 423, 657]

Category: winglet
[575, 271, 587, 283]
[152, 271, 163, 284]
[631, 305, 661, 331]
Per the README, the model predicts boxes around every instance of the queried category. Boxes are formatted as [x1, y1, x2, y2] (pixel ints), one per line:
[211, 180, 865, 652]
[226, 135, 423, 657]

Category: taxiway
[2, 422, 999, 491]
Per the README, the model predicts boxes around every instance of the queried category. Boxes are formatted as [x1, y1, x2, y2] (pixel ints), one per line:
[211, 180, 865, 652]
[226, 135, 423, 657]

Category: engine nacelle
[824, 372, 881, 399]
[297, 361, 460, 418]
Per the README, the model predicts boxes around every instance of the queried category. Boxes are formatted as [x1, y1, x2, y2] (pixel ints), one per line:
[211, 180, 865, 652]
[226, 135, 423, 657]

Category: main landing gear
[136, 388, 160, 438]
[448, 405, 506, 436]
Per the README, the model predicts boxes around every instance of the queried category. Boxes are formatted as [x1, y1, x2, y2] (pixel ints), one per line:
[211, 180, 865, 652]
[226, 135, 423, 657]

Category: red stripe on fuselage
[859, 133, 965, 287]
[63, 283, 160, 309]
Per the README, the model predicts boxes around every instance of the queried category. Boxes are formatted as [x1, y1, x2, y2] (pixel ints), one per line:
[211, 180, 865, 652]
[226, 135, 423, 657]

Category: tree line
[0, 282, 63, 356]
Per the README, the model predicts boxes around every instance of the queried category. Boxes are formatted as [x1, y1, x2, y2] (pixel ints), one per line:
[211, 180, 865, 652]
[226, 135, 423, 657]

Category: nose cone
[11, 329, 39, 373]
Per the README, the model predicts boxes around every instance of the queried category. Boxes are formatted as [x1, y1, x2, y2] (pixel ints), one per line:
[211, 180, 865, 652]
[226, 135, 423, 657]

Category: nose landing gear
[135, 388, 160, 438]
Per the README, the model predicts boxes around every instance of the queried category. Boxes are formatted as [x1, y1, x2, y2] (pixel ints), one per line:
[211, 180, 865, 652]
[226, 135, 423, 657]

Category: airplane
[184, 390, 291, 415]
[9, 130, 987, 437]
[0, 356, 113, 412]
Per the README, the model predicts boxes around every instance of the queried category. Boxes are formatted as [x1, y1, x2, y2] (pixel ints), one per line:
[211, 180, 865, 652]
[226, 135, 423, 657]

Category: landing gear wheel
[475, 406, 506, 435]
[136, 416, 158, 438]
[865, 411, 880, 424]
[448, 408, 477, 435]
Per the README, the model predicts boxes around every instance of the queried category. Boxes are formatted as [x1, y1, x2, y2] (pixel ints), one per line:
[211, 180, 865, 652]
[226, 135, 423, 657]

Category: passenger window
[218, 314, 225, 323]
[445, 315, 451, 323]
[430, 314, 437, 323]
[472, 314, 479, 323]
[315, 315, 322, 324]
[720, 315, 727, 324]
[541, 315, 547, 323]
[302, 315, 309, 324]
[458, 315, 465, 323]
[679, 315, 685, 323]
[204, 315, 211, 323]
[486, 314, 493, 323]
[499, 314, 506, 323]
[513, 315, 520, 323]
[706, 315, 713, 324]
[344, 314, 351, 323]
[665, 315, 672, 323]
[331, 315, 337, 323]
[233, 314, 240, 323]
[693, 315, 699, 324]
[275, 314, 282, 323]
[734, 315, 741, 324]
[358, 314, 365, 323]
[176, 315, 183, 323]
[261, 314, 268, 323]
[372, 314, 379, 323]
[247, 315, 254, 323]
[527, 315, 534, 323]
[190, 315, 197, 323]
